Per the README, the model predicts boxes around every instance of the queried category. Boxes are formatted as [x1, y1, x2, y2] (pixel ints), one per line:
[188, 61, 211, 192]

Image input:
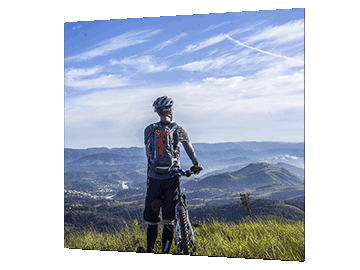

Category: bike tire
[179, 204, 191, 255]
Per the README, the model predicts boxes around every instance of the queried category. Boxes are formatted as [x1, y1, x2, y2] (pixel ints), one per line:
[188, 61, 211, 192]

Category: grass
[64, 217, 304, 261]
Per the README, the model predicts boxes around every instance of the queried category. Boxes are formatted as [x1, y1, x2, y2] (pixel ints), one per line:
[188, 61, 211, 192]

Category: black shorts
[143, 176, 180, 223]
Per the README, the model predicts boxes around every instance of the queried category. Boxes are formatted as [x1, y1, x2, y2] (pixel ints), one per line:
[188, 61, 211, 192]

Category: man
[138, 96, 203, 254]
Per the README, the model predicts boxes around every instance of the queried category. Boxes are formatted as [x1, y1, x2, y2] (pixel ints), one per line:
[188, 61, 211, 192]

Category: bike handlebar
[169, 167, 203, 177]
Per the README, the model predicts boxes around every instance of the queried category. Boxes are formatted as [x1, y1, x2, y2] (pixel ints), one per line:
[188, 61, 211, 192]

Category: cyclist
[138, 95, 203, 254]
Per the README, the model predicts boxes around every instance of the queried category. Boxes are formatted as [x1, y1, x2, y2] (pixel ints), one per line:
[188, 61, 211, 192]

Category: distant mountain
[258, 155, 304, 169]
[67, 153, 146, 166]
[192, 141, 304, 154]
[273, 162, 304, 181]
[65, 142, 303, 163]
[64, 147, 145, 163]
[192, 148, 258, 160]
[183, 162, 303, 191]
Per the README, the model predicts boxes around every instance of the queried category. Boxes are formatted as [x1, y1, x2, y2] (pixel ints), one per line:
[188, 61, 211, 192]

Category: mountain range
[64, 141, 304, 203]
[65, 141, 304, 172]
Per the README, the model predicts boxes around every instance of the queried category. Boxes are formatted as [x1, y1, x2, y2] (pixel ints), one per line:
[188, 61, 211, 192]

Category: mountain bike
[170, 168, 198, 255]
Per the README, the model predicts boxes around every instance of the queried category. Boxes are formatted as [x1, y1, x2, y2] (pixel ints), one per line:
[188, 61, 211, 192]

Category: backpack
[149, 122, 179, 174]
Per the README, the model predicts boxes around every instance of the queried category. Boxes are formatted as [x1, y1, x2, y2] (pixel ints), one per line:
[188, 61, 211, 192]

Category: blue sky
[64, 9, 304, 149]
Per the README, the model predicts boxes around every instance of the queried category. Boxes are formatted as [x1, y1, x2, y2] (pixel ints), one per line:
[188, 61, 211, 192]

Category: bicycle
[169, 168, 198, 255]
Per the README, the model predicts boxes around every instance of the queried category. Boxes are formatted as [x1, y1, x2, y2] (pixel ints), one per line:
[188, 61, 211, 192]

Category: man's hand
[191, 164, 203, 174]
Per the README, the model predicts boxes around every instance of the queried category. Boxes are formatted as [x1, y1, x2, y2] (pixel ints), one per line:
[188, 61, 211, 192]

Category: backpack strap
[167, 122, 178, 165]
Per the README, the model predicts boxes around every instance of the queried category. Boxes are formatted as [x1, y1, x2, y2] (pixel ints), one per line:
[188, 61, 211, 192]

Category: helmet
[152, 96, 174, 113]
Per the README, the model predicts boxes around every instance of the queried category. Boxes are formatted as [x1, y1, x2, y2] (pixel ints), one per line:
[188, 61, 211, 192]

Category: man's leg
[161, 176, 180, 253]
[162, 220, 174, 253]
[143, 177, 162, 253]
[146, 222, 159, 253]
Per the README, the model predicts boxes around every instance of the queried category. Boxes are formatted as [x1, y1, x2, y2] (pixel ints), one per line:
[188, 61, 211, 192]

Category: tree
[238, 192, 252, 217]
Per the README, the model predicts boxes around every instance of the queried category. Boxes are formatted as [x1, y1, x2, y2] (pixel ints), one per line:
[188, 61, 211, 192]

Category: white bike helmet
[152, 96, 174, 113]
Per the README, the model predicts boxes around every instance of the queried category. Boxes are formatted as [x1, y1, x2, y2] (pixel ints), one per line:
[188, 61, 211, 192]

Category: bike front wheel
[178, 204, 191, 255]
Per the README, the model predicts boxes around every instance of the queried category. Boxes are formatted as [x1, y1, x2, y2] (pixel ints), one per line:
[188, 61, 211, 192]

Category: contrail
[225, 34, 304, 64]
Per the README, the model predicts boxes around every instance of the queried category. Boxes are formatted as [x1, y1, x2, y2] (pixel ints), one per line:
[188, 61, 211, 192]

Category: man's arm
[183, 142, 199, 165]
[178, 126, 201, 168]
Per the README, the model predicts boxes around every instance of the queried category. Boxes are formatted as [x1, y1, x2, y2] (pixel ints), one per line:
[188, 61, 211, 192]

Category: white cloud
[171, 59, 213, 72]
[228, 22, 265, 36]
[65, 29, 162, 62]
[171, 51, 246, 73]
[202, 76, 244, 85]
[244, 19, 304, 46]
[111, 55, 168, 73]
[149, 33, 188, 52]
[65, 66, 103, 79]
[207, 49, 219, 56]
[202, 21, 232, 33]
[65, 66, 129, 90]
[180, 34, 228, 54]
[71, 24, 82, 30]
[66, 74, 129, 90]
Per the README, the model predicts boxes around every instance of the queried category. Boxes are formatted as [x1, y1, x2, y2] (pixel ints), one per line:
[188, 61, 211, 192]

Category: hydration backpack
[148, 122, 179, 174]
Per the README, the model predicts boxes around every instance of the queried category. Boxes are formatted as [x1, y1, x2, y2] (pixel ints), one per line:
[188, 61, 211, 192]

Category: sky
[64, 9, 304, 149]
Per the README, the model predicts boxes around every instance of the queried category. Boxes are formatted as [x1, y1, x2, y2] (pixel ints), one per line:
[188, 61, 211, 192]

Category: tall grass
[194, 217, 304, 260]
[65, 220, 146, 252]
[64, 217, 304, 261]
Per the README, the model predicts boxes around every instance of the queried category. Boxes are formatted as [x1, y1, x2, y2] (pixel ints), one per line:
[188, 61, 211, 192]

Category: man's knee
[147, 221, 159, 226]
[163, 219, 174, 225]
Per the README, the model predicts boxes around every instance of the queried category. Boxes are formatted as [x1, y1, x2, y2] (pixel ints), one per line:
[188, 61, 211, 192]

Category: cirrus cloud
[110, 55, 169, 73]
[65, 29, 162, 62]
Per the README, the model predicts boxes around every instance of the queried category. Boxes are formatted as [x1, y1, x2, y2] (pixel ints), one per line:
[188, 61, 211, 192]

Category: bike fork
[187, 214, 195, 245]
[175, 220, 180, 246]
[174, 202, 195, 247]
[183, 196, 195, 245]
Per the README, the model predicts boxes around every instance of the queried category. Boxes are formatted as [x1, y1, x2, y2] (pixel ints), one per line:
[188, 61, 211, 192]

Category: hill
[183, 162, 303, 191]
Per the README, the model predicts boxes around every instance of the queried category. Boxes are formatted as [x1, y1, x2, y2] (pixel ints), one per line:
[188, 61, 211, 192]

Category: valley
[64, 141, 305, 230]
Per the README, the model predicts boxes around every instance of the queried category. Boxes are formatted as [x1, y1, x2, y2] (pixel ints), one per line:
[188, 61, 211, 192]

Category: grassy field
[64, 217, 304, 261]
